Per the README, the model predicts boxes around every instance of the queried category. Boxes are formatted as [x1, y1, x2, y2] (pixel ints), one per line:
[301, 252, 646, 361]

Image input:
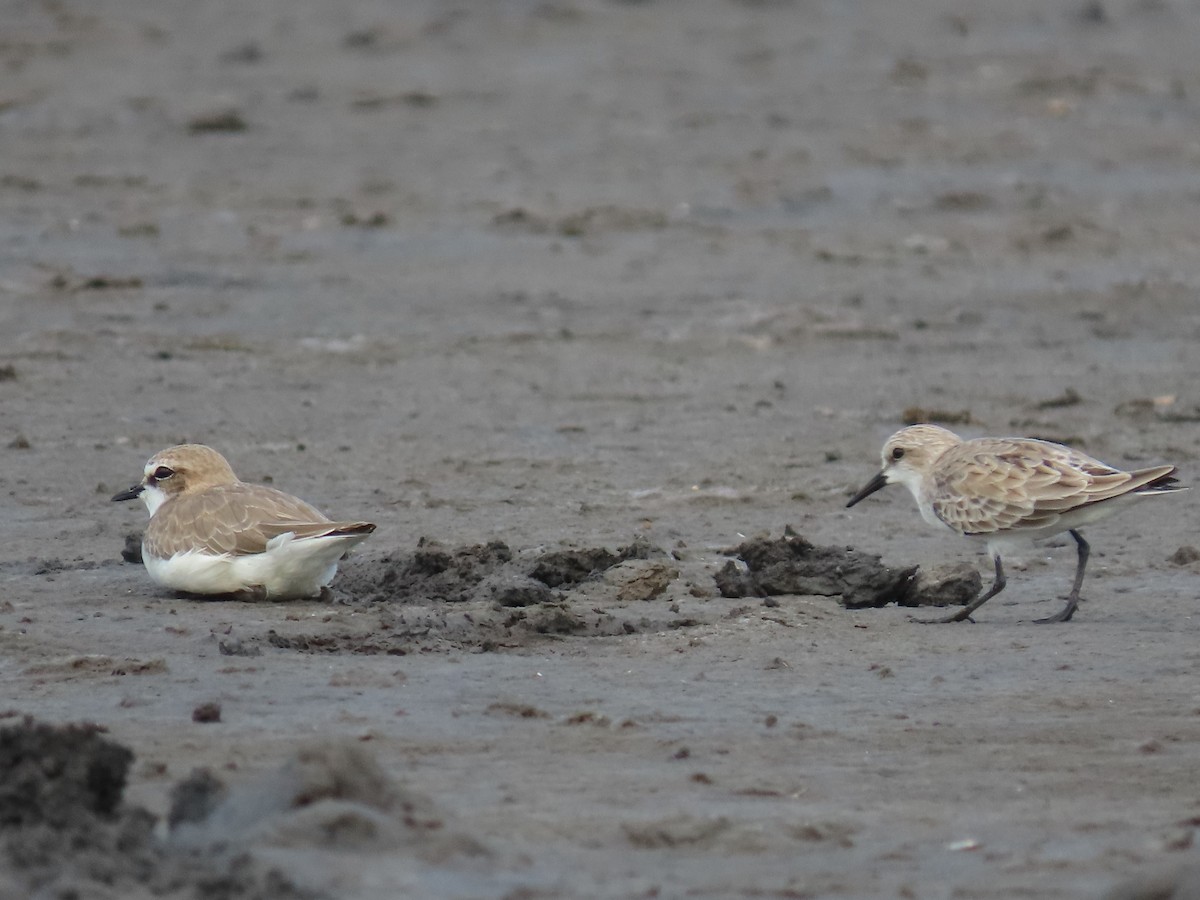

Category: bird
[846, 424, 1185, 623]
[112, 444, 375, 600]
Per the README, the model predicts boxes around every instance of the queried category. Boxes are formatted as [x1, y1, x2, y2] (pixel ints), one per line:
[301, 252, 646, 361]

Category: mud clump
[0, 719, 486, 897]
[485, 573, 553, 608]
[0, 719, 131, 829]
[905, 563, 982, 608]
[0, 717, 315, 899]
[168, 767, 228, 830]
[715, 531, 983, 610]
[1167, 545, 1200, 566]
[170, 742, 486, 860]
[120, 531, 144, 564]
[716, 531, 916, 608]
[603, 560, 679, 603]
[261, 537, 700, 654]
[524, 604, 590, 634]
[191, 701, 222, 723]
[529, 540, 656, 588]
[338, 537, 515, 604]
[336, 536, 660, 603]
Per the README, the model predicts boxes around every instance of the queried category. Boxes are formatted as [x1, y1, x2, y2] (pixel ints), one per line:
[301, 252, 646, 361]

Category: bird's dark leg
[914, 554, 1007, 624]
[1034, 529, 1088, 624]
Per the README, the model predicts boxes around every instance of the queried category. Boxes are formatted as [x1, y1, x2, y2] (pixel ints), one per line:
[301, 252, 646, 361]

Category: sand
[3, 0, 1200, 896]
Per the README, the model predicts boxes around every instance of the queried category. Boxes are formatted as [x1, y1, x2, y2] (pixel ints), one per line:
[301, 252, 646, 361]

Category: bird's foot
[1033, 597, 1079, 624]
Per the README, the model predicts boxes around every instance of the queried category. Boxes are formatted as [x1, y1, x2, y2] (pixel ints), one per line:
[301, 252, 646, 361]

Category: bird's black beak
[111, 484, 144, 502]
[846, 471, 889, 508]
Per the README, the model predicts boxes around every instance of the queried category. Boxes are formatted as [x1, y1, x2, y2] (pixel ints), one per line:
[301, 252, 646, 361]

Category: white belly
[142, 532, 369, 600]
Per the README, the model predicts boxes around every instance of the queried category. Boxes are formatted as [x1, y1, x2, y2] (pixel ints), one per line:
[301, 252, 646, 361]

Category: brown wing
[144, 483, 369, 558]
[929, 440, 1155, 536]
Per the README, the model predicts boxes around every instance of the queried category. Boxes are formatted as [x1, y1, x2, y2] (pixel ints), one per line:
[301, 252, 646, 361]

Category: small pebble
[192, 702, 222, 723]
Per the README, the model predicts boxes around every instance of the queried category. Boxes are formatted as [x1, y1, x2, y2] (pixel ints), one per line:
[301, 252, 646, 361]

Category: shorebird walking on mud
[846, 424, 1186, 623]
[113, 444, 375, 600]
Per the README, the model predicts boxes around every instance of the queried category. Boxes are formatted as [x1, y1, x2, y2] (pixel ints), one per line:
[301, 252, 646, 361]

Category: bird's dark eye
[153, 466, 175, 480]
[890, 447, 906, 461]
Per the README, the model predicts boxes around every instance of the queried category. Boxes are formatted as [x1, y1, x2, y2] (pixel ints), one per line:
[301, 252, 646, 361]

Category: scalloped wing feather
[928, 440, 1172, 537]
[144, 483, 346, 558]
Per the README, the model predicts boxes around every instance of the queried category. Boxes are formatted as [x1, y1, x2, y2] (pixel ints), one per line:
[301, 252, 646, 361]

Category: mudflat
[2, 1, 1200, 897]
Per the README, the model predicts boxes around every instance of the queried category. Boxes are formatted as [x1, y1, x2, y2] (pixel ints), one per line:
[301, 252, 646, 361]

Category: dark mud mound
[0, 718, 131, 827]
[335, 536, 658, 603]
[714, 530, 980, 610]
[529, 541, 656, 588]
[261, 532, 979, 656]
[258, 537, 707, 654]
[904, 563, 982, 609]
[335, 538, 516, 604]
[716, 531, 916, 608]
[0, 717, 316, 899]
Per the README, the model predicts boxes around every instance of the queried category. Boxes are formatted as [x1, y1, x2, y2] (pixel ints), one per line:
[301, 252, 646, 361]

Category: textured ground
[3, 0, 1200, 897]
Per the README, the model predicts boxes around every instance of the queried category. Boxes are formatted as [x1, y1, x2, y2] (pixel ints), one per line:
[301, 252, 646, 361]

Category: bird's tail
[1136, 467, 1187, 494]
[329, 522, 377, 537]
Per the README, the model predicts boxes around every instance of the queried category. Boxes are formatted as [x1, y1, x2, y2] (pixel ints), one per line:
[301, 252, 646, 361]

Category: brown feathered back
[929, 437, 1177, 536]
[144, 482, 374, 558]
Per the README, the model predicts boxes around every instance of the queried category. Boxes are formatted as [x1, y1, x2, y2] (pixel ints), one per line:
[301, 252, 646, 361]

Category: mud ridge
[257, 536, 700, 654]
[715, 530, 981, 609]
[335, 535, 661, 603]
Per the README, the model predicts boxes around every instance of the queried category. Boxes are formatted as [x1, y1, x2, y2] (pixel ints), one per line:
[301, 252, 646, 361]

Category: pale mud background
[3, 0, 1200, 897]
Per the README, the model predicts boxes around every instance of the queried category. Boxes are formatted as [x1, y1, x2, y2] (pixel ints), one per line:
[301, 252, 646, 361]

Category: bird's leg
[914, 554, 1007, 624]
[1034, 529, 1088, 624]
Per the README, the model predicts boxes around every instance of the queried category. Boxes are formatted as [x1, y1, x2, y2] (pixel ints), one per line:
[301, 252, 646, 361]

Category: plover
[112, 444, 375, 600]
[846, 424, 1185, 623]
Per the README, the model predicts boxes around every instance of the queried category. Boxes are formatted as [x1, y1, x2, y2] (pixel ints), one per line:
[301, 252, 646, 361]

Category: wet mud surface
[4, 0, 1200, 897]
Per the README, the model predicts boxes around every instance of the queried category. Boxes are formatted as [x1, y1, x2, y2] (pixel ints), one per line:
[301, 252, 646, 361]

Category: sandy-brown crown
[880, 424, 964, 473]
[144, 444, 239, 497]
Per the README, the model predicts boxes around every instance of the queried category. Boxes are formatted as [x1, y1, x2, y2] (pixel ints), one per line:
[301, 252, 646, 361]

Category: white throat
[885, 465, 924, 501]
[888, 465, 947, 529]
[141, 484, 169, 516]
